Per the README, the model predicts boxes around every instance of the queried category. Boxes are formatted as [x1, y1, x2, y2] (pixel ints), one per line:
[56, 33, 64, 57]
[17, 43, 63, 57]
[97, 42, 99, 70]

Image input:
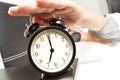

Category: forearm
[78, 10, 106, 31]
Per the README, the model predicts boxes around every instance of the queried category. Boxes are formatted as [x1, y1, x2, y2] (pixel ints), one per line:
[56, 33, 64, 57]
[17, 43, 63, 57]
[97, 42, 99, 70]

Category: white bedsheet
[75, 42, 120, 80]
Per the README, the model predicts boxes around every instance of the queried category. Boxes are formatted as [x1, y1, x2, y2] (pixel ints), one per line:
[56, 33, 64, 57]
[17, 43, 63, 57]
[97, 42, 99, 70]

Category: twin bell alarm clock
[24, 18, 80, 79]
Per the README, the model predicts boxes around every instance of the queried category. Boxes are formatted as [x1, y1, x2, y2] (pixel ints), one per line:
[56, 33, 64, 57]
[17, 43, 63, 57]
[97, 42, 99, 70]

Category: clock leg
[40, 73, 45, 80]
[70, 66, 73, 71]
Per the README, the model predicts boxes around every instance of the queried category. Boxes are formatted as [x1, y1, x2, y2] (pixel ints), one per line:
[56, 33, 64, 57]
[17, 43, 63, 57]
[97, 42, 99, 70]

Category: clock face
[28, 27, 76, 75]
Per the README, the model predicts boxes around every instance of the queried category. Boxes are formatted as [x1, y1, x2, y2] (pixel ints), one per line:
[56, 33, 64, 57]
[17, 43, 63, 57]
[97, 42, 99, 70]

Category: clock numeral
[55, 33, 57, 38]
[46, 33, 49, 37]
[65, 44, 68, 48]
[39, 59, 43, 64]
[47, 33, 51, 37]
[65, 52, 69, 56]
[40, 37, 44, 42]
[54, 62, 58, 68]
[36, 44, 40, 49]
[62, 58, 65, 63]
[34, 52, 39, 57]
[61, 37, 65, 42]
[47, 62, 49, 67]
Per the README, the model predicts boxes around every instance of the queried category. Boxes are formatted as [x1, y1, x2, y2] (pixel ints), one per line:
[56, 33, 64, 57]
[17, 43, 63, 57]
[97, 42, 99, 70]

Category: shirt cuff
[89, 14, 120, 46]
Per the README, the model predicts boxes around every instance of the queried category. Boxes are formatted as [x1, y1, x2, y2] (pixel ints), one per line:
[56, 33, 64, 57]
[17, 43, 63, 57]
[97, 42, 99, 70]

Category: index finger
[8, 0, 75, 16]
[8, 2, 50, 16]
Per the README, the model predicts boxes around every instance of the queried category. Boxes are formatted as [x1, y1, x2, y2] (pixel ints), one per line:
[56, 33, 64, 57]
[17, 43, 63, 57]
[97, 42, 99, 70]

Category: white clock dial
[28, 27, 76, 74]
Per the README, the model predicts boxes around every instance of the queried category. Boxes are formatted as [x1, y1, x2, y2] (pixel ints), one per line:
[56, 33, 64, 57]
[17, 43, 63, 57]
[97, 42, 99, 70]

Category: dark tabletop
[0, 65, 40, 80]
[0, 59, 78, 80]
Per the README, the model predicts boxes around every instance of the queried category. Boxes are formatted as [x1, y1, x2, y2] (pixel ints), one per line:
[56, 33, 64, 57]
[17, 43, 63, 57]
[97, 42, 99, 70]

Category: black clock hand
[47, 34, 54, 65]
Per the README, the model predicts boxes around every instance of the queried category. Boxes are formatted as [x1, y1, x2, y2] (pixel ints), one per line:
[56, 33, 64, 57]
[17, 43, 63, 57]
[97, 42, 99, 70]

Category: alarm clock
[24, 19, 76, 79]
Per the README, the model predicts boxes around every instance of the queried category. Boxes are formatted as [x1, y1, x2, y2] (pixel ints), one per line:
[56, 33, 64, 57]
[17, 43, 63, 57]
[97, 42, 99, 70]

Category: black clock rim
[28, 26, 76, 76]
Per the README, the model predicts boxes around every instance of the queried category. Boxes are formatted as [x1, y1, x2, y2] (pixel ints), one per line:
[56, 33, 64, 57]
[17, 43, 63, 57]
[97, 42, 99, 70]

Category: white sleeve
[90, 13, 120, 46]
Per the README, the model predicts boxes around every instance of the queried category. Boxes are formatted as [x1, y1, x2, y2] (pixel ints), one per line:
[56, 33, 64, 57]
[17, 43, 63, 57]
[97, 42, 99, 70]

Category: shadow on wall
[107, 0, 120, 13]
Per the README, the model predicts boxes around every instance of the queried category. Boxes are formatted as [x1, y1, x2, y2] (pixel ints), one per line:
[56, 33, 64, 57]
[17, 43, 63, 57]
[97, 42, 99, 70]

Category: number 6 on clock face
[28, 27, 76, 76]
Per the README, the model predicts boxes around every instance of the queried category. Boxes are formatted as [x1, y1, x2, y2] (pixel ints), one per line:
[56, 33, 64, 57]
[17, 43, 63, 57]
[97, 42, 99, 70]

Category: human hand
[8, 0, 108, 44]
[8, 0, 85, 27]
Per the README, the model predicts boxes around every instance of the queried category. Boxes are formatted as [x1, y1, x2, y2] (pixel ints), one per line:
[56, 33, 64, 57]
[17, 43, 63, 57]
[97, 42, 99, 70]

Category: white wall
[99, 0, 109, 14]
[73, 0, 109, 15]
[0, 0, 109, 14]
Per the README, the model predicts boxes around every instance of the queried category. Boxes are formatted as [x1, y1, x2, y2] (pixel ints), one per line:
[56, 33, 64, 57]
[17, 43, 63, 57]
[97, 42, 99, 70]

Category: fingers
[8, 0, 77, 27]
[32, 13, 52, 26]
[8, 3, 51, 16]
[8, 0, 74, 16]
